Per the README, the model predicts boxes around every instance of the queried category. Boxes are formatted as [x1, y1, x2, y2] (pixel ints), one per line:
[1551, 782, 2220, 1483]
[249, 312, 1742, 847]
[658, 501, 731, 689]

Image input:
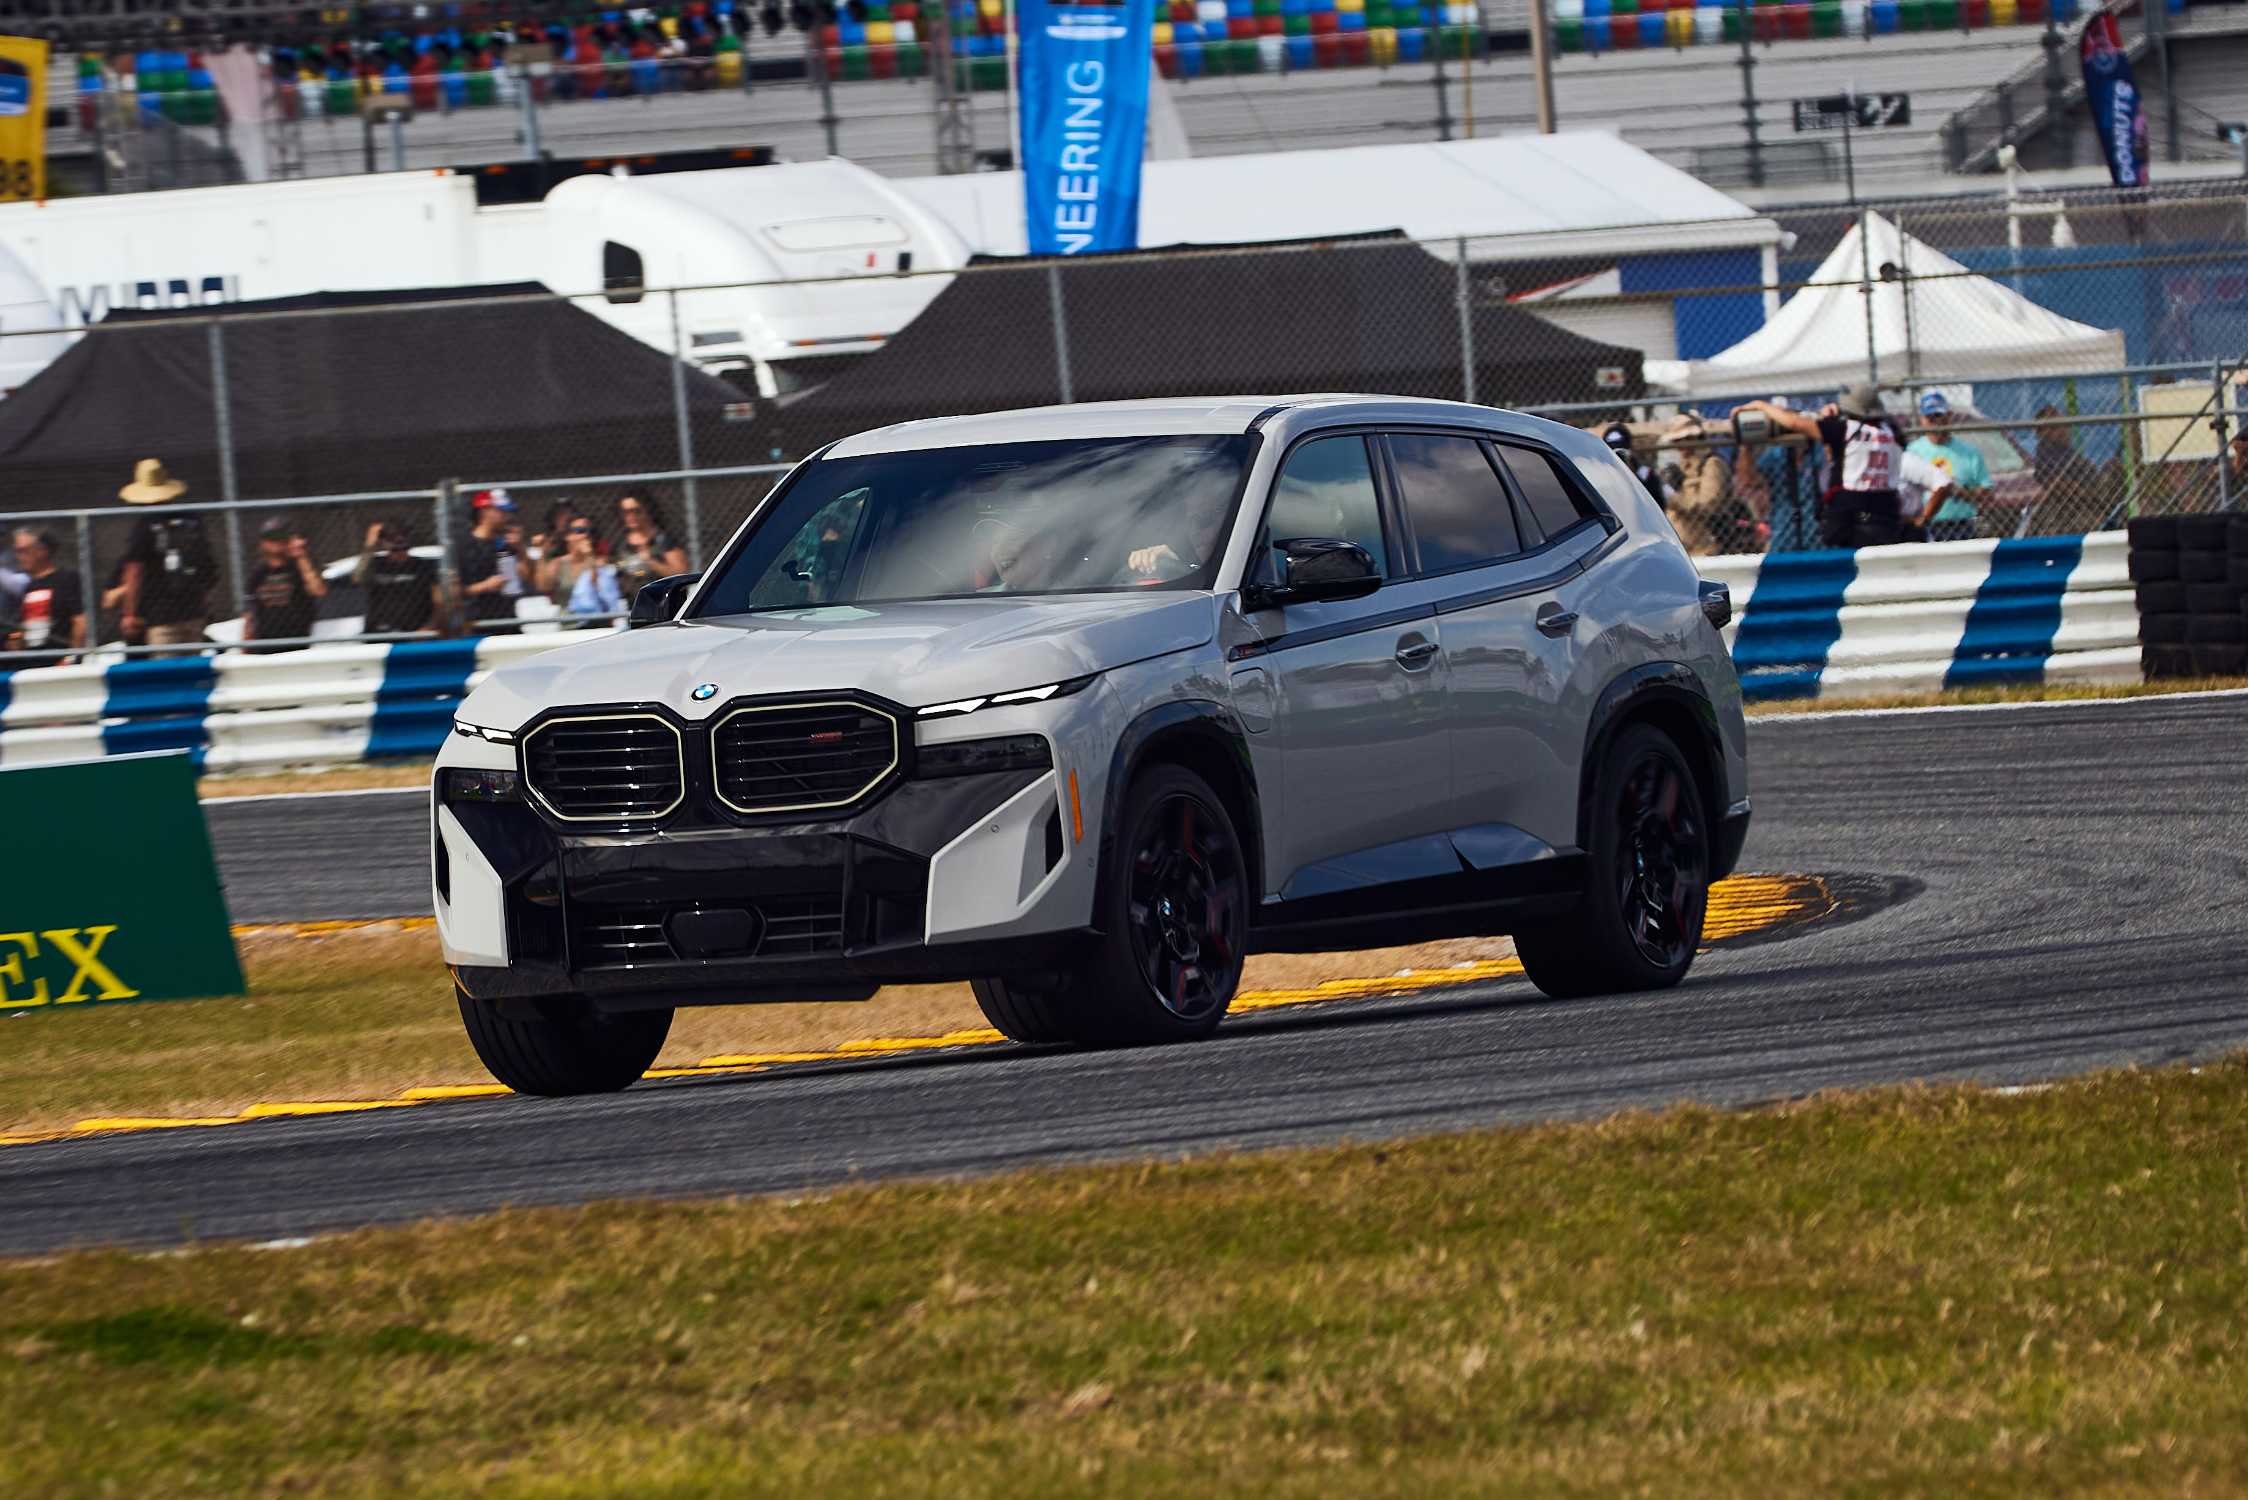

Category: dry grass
[196, 763, 433, 799]
[1747, 675, 2248, 717]
[4, 1059, 2245, 1497]
[0, 926, 1514, 1139]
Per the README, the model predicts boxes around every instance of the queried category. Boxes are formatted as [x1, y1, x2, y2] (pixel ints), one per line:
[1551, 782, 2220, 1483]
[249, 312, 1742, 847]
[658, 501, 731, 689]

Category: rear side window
[1387, 432, 1522, 573]
[603, 241, 645, 305]
[1265, 435, 1393, 579]
[1497, 445, 1600, 541]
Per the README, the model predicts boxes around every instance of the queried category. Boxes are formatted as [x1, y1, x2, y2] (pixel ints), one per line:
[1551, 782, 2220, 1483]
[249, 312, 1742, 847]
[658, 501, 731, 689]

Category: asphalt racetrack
[4, 693, 2244, 1256]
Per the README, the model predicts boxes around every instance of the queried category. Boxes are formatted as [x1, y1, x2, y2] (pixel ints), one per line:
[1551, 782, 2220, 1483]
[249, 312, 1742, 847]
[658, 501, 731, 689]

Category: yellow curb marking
[0, 875, 1821, 1151]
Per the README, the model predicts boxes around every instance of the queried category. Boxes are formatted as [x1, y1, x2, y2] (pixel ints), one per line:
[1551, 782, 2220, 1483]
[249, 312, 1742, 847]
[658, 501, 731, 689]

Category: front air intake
[709, 700, 900, 815]
[522, 714, 685, 824]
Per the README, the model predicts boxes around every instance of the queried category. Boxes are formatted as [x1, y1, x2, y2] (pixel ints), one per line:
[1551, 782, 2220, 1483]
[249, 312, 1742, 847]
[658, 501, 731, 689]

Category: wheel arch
[1576, 662, 1732, 878]
[1094, 699, 1266, 925]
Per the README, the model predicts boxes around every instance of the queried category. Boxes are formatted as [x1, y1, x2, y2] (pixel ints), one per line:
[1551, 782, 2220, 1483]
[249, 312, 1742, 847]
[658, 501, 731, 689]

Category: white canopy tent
[1643, 210, 2125, 398]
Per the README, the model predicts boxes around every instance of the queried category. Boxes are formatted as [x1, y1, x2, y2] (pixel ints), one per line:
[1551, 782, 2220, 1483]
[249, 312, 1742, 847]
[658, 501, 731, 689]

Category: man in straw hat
[117, 458, 219, 653]
[1732, 384, 1905, 550]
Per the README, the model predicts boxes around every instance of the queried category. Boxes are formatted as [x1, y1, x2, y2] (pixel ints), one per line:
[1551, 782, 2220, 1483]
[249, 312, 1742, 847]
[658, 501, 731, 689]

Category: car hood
[458, 591, 1218, 730]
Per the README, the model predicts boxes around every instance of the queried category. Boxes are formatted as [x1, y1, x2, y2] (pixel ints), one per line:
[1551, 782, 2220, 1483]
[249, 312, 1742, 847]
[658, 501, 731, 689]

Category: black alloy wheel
[1613, 746, 1708, 970]
[1124, 786, 1246, 1024]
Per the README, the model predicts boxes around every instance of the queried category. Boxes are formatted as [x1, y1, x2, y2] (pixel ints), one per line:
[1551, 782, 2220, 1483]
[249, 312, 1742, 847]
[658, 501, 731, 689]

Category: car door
[1236, 432, 1455, 901]
[1384, 430, 1609, 861]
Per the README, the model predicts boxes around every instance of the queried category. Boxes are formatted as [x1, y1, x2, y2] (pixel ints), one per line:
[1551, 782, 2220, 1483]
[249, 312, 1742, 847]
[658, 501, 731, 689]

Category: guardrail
[0, 532, 2142, 771]
[1707, 532, 2137, 702]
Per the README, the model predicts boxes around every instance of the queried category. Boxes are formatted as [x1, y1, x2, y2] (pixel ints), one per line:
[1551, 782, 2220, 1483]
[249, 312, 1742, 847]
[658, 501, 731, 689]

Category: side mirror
[628, 572, 702, 628]
[1244, 538, 1382, 610]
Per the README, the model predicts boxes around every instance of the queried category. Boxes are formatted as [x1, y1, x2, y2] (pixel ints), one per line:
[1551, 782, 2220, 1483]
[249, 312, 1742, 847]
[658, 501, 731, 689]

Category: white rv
[0, 158, 971, 396]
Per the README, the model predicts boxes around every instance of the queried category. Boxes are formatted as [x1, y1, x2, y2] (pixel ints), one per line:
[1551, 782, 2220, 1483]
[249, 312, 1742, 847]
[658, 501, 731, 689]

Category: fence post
[1047, 261, 1074, 405]
[74, 513, 98, 641]
[1856, 204, 1880, 389]
[207, 319, 247, 614]
[2219, 358, 2235, 513]
[434, 477, 461, 628]
[1455, 235, 1477, 407]
[668, 288, 704, 567]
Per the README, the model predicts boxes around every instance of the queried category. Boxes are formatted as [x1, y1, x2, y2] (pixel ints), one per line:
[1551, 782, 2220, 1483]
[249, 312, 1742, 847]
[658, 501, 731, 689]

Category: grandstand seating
[67, 0, 2189, 126]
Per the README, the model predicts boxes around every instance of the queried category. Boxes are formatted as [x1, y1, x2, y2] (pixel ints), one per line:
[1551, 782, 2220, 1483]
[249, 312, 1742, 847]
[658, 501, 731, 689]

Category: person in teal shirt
[1905, 391, 1988, 541]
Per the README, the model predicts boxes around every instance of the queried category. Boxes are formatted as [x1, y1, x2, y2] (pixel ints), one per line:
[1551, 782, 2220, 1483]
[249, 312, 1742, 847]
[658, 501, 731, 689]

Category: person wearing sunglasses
[549, 520, 625, 622]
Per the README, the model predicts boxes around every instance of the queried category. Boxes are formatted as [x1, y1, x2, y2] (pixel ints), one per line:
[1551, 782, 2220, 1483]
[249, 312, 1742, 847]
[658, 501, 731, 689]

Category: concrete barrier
[0, 632, 580, 773]
[0, 533, 2144, 771]
[1707, 532, 2138, 702]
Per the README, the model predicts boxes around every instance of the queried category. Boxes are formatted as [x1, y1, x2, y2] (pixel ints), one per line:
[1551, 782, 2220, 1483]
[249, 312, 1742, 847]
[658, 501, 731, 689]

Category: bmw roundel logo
[691, 683, 719, 702]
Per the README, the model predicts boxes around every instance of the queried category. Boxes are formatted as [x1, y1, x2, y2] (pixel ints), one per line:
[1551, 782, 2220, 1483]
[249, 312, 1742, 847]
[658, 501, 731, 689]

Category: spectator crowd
[1590, 385, 2236, 558]
[0, 460, 696, 669]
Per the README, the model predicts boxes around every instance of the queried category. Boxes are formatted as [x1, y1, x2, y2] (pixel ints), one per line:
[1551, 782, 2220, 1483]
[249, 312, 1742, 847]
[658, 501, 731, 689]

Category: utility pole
[1461, 19, 1474, 138]
[928, 7, 976, 172]
[1527, 0, 1556, 134]
[2148, 0, 2179, 164]
[1736, 0, 1763, 188]
[1427, 0, 1453, 141]
[810, 40, 840, 156]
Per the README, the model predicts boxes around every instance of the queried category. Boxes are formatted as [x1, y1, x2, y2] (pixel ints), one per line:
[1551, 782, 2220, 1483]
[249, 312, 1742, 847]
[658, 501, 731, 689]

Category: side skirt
[1249, 855, 1586, 954]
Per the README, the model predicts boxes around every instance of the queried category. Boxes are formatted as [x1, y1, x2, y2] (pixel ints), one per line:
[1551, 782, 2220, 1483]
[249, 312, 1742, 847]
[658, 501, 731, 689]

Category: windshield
[689, 435, 1257, 615]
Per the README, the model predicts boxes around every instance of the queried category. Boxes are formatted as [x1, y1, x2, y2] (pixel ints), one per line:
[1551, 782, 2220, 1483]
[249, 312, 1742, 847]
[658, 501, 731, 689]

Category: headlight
[914, 734, 1053, 779]
[441, 767, 523, 804]
[916, 674, 1097, 720]
[452, 720, 517, 744]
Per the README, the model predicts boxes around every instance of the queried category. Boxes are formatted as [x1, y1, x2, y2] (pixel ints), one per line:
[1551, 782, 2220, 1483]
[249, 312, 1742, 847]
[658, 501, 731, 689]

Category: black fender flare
[1576, 661, 1734, 873]
[1092, 699, 1265, 928]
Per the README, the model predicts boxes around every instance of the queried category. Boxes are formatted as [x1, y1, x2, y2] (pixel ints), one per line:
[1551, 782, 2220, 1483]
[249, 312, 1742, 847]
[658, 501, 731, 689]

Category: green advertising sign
[0, 752, 245, 1008]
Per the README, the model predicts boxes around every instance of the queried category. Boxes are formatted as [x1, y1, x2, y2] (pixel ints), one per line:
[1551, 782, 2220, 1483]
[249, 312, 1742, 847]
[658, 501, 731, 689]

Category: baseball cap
[258, 515, 295, 538]
[1838, 384, 1886, 420]
[1600, 423, 1633, 450]
[1918, 391, 1951, 418]
[474, 488, 516, 512]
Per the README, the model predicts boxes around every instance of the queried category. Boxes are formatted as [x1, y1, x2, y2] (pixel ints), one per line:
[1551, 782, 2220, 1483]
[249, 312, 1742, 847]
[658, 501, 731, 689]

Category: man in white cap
[117, 458, 219, 652]
[1732, 384, 1904, 549]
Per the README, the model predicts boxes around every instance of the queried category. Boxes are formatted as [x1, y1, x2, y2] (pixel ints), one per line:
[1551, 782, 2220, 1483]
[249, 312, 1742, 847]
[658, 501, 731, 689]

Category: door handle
[1535, 604, 1579, 637]
[1394, 637, 1441, 668]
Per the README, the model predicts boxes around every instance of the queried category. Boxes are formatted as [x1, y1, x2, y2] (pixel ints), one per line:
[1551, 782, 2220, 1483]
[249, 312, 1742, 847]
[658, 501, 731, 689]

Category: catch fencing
[2, 181, 2244, 668]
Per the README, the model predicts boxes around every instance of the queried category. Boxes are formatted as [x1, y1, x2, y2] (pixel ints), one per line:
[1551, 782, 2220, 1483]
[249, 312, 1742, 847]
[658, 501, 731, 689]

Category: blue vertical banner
[2080, 12, 2149, 189]
[1017, 0, 1154, 255]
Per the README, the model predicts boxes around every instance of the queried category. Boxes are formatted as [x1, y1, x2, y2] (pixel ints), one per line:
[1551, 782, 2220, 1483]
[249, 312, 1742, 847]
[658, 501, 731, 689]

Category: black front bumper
[443, 767, 1085, 1007]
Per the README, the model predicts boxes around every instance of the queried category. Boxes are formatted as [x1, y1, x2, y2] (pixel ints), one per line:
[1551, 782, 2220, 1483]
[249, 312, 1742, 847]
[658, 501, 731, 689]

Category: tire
[2180, 549, 2229, 583]
[2178, 514, 2233, 553]
[2128, 549, 2180, 582]
[2185, 582, 2243, 614]
[2127, 516, 2182, 551]
[2142, 643, 2194, 679]
[2190, 642, 2248, 676]
[971, 763, 1249, 1046]
[1516, 723, 1709, 1001]
[2187, 613, 2248, 645]
[456, 988, 672, 1097]
[2135, 580, 2188, 614]
[2138, 612, 2188, 645]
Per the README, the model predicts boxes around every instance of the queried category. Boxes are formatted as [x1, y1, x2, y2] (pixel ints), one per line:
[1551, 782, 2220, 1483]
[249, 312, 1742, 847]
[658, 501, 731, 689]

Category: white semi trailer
[0, 157, 971, 396]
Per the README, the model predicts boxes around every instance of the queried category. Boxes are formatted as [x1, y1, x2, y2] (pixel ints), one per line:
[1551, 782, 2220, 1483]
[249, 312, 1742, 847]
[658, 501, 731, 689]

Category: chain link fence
[4, 180, 2245, 666]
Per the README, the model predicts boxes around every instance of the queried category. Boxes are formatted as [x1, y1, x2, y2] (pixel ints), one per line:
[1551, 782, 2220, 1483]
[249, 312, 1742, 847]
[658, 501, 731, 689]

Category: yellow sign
[0, 34, 47, 203]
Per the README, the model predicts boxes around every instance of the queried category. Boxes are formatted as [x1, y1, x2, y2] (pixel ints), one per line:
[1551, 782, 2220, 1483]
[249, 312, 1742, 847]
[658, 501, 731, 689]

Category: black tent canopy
[771, 233, 1644, 456]
[0, 284, 765, 511]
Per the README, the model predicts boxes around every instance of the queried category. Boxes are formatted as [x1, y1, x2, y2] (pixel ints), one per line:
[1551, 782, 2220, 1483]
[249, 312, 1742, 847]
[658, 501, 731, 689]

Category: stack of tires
[2129, 515, 2248, 679]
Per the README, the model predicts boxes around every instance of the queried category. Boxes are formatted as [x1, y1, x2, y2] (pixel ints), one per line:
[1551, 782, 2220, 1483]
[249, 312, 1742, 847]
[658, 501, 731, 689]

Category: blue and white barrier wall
[0, 634, 566, 772]
[1705, 532, 2138, 702]
[0, 532, 2141, 772]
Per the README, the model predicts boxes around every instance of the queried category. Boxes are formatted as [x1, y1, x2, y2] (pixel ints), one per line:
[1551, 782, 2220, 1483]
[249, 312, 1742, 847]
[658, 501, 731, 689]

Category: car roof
[821, 395, 1527, 458]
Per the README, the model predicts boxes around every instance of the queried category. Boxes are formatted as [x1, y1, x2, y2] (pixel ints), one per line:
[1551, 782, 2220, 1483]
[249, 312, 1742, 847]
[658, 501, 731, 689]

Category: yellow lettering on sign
[0, 932, 50, 1007]
[41, 927, 139, 1003]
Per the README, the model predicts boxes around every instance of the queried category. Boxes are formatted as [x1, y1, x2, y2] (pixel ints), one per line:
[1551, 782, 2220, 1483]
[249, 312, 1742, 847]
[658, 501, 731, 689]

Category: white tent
[1643, 210, 2125, 398]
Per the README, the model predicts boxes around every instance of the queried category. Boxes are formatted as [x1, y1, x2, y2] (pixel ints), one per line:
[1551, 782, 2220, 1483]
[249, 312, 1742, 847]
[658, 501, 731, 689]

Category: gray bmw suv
[434, 395, 1749, 1094]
